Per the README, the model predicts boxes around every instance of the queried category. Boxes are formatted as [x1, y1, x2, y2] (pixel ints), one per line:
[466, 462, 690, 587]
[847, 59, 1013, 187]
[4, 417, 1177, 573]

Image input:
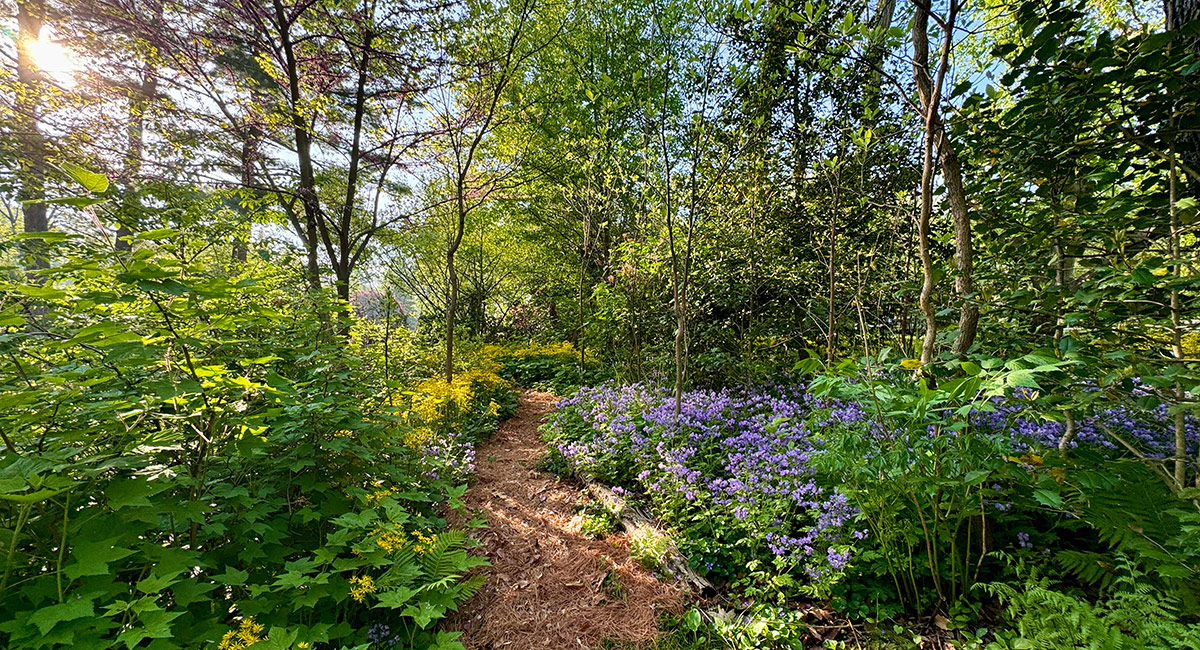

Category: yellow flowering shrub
[481, 341, 585, 363]
[1184, 331, 1200, 357]
[394, 362, 512, 449]
[477, 341, 607, 394]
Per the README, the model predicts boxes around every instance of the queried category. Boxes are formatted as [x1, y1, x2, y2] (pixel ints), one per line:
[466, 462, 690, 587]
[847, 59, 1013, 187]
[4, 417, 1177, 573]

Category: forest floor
[447, 390, 684, 648]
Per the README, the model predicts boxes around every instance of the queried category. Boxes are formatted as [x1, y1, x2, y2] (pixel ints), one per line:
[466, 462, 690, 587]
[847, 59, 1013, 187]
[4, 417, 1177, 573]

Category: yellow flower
[366, 488, 394, 507]
[349, 575, 376, 602]
[402, 426, 434, 448]
[298, 644, 311, 649]
[217, 617, 265, 650]
[409, 529, 437, 555]
[373, 525, 407, 553]
[900, 358, 923, 369]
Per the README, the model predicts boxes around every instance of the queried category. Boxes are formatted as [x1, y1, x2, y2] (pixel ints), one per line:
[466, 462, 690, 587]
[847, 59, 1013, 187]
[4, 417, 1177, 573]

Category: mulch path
[446, 390, 684, 648]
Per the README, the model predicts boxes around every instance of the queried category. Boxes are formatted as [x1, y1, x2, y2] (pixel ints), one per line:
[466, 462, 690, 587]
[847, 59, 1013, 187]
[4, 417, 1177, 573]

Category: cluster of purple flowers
[970, 390, 1199, 459]
[549, 381, 862, 580]
[366, 623, 399, 647]
[549, 379, 1197, 586]
[421, 437, 476, 481]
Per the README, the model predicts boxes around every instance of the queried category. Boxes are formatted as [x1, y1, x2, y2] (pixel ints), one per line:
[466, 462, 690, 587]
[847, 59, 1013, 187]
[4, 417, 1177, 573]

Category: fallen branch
[576, 470, 716, 596]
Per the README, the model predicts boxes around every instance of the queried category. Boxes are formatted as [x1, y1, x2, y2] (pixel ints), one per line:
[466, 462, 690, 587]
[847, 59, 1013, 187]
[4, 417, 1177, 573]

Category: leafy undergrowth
[479, 341, 610, 396]
[0, 236, 516, 650]
[542, 361, 1200, 649]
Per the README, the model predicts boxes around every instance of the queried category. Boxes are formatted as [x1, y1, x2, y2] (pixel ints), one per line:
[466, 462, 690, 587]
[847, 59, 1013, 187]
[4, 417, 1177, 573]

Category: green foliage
[628, 527, 670, 571]
[982, 557, 1200, 650]
[1028, 454, 1200, 609]
[0, 233, 500, 649]
[481, 342, 609, 394]
[648, 606, 811, 650]
[577, 501, 617, 539]
[807, 353, 1065, 613]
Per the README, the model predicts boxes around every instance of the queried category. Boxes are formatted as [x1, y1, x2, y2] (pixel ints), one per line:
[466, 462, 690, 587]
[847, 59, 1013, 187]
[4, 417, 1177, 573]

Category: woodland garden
[0, 0, 1198, 648]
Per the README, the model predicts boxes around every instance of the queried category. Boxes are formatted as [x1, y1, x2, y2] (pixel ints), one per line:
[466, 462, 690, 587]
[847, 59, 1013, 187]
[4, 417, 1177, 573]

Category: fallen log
[577, 470, 716, 596]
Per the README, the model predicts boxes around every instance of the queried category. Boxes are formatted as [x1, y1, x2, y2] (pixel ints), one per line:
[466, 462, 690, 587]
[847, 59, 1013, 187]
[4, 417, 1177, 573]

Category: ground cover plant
[479, 342, 609, 395]
[543, 354, 1200, 646]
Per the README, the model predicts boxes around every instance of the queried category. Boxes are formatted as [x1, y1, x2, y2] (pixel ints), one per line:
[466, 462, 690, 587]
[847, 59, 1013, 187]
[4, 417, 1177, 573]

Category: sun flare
[25, 26, 77, 88]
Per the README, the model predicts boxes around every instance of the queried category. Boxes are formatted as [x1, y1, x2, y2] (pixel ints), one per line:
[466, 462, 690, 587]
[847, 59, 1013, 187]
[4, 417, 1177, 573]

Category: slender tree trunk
[941, 142, 978, 355]
[1167, 145, 1188, 489]
[912, 0, 974, 360]
[333, 30, 373, 334]
[826, 187, 839, 366]
[233, 124, 259, 263]
[446, 176, 468, 383]
[863, 0, 897, 123]
[578, 208, 590, 376]
[913, 1, 939, 364]
[118, 46, 158, 252]
[1054, 240, 1080, 452]
[272, 0, 321, 292]
[16, 0, 48, 268]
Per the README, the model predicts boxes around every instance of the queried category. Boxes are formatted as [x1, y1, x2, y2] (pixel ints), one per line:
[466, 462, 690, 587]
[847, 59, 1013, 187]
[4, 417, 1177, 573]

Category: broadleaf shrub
[0, 234, 512, 649]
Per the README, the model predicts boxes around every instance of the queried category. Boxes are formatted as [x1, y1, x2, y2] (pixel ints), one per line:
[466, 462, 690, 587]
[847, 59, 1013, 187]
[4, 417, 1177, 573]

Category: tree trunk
[911, 0, 975, 360]
[16, 0, 48, 268]
[233, 124, 260, 263]
[118, 49, 158, 252]
[862, 0, 897, 123]
[446, 182, 467, 383]
[1168, 145, 1189, 489]
[826, 189, 838, 366]
[578, 209, 590, 376]
[912, 3, 938, 364]
[907, 0, 974, 362]
[941, 142, 978, 355]
[272, 0, 322, 292]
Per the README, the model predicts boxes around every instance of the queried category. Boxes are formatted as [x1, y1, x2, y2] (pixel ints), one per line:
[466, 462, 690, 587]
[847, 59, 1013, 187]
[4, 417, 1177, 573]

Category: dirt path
[448, 390, 683, 648]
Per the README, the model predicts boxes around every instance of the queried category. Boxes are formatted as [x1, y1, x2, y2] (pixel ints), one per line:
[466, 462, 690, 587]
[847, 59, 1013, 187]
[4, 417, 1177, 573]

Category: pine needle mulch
[446, 390, 684, 648]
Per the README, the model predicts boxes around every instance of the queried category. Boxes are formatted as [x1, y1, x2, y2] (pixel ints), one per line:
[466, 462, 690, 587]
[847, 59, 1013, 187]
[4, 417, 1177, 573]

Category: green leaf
[1032, 489, 1063, 508]
[60, 162, 110, 193]
[253, 627, 300, 650]
[28, 597, 95, 635]
[65, 537, 137, 579]
[374, 586, 418, 609]
[964, 469, 991, 485]
[401, 600, 446, 628]
[214, 567, 249, 586]
[0, 486, 71, 503]
[1006, 369, 1041, 389]
[135, 228, 180, 241]
[137, 569, 185, 594]
[107, 478, 165, 510]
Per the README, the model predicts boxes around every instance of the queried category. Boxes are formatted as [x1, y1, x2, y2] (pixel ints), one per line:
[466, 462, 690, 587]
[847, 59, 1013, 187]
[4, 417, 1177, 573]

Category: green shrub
[482, 342, 609, 394]
[806, 354, 1067, 614]
[0, 234, 493, 649]
[982, 557, 1200, 650]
